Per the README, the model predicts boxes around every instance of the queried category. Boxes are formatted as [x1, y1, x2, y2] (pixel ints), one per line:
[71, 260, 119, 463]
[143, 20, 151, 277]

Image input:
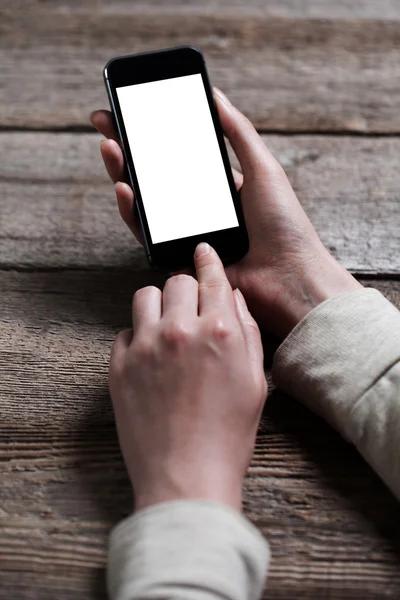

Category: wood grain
[1, 271, 400, 599]
[2, 2, 400, 598]
[2, 3, 400, 131]
[5, 1, 400, 19]
[1, 132, 399, 273]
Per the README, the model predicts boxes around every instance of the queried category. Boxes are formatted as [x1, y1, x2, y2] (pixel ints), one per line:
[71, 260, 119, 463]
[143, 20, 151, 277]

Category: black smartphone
[104, 46, 248, 271]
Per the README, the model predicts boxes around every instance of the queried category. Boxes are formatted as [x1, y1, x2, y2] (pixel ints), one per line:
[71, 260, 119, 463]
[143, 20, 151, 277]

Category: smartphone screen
[116, 74, 239, 244]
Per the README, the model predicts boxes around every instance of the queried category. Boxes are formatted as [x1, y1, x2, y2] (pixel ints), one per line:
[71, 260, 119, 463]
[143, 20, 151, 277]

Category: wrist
[275, 252, 362, 337]
[249, 250, 362, 339]
[133, 469, 243, 513]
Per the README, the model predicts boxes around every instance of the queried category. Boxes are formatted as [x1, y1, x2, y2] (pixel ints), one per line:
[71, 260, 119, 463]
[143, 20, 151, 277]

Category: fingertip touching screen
[116, 73, 239, 244]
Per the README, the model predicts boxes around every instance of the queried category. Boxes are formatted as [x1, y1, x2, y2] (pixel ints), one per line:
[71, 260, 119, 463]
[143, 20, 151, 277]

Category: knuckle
[111, 329, 132, 358]
[161, 320, 193, 348]
[113, 329, 129, 346]
[205, 316, 235, 342]
[265, 155, 286, 180]
[131, 336, 154, 361]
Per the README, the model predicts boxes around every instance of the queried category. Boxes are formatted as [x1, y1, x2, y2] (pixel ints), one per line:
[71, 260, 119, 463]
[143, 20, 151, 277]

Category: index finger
[194, 243, 234, 315]
[90, 109, 119, 142]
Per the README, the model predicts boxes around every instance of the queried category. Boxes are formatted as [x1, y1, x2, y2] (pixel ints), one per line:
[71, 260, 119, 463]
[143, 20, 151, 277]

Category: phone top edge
[103, 45, 204, 78]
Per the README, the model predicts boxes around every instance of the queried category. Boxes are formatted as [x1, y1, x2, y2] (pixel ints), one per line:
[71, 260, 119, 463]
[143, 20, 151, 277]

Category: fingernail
[235, 288, 247, 312]
[100, 139, 106, 147]
[214, 87, 231, 107]
[195, 242, 211, 258]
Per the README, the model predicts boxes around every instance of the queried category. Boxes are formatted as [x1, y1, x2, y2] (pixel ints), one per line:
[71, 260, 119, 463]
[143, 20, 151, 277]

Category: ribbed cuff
[108, 500, 269, 600]
[272, 288, 400, 442]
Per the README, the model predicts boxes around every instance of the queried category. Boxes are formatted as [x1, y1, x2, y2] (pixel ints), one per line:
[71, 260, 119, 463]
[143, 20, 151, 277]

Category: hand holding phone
[94, 81, 361, 338]
[104, 46, 248, 271]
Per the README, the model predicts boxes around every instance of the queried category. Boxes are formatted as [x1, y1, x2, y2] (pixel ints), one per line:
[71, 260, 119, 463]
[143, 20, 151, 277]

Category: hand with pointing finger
[109, 243, 267, 511]
[91, 89, 361, 338]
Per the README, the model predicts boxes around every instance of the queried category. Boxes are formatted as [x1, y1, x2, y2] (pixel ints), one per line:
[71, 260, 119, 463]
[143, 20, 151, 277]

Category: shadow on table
[262, 389, 400, 560]
[69, 387, 131, 599]
[24, 266, 167, 332]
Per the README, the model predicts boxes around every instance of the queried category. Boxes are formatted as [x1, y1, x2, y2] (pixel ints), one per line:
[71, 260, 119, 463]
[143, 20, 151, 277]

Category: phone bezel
[104, 46, 248, 271]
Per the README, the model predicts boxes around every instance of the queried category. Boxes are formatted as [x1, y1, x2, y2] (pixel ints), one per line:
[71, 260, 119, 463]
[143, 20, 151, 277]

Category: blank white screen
[116, 74, 239, 244]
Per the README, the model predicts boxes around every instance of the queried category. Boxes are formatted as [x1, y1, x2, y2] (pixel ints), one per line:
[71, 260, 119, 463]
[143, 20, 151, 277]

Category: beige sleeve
[108, 500, 269, 600]
[273, 288, 400, 500]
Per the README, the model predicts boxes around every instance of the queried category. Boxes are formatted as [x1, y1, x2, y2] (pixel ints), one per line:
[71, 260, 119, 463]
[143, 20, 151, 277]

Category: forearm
[108, 501, 269, 600]
[273, 288, 400, 499]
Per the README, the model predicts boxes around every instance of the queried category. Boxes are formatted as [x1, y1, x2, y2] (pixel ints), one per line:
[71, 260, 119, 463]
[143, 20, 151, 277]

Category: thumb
[233, 288, 265, 371]
[214, 88, 274, 178]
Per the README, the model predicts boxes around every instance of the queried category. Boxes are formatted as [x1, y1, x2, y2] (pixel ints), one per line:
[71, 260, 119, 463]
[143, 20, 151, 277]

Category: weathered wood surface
[1, 132, 399, 274]
[5, 1, 400, 18]
[2, 2, 400, 131]
[2, 1, 400, 598]
[1, 272, 400, 600]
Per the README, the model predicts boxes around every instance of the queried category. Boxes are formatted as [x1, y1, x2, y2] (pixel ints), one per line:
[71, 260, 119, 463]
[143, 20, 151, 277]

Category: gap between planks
[1, 266, 400, 280]
[3, 125, 400, 138]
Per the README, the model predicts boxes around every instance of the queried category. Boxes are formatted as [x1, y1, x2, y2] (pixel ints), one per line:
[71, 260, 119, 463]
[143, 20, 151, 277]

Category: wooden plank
[2, 5, 400, 131]
[5, 1, 400, 19]
[1, 132, 399, 274]
[1, 271, 400, 599]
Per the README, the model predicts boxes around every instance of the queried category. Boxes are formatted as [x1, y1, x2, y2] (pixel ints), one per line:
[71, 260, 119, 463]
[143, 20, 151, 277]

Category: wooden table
[1, 2, 400, 598]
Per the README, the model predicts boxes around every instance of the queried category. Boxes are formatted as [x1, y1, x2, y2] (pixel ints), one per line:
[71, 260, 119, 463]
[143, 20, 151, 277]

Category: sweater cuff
[108, 500, 269, 600]
[272, 288, 400, 443]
